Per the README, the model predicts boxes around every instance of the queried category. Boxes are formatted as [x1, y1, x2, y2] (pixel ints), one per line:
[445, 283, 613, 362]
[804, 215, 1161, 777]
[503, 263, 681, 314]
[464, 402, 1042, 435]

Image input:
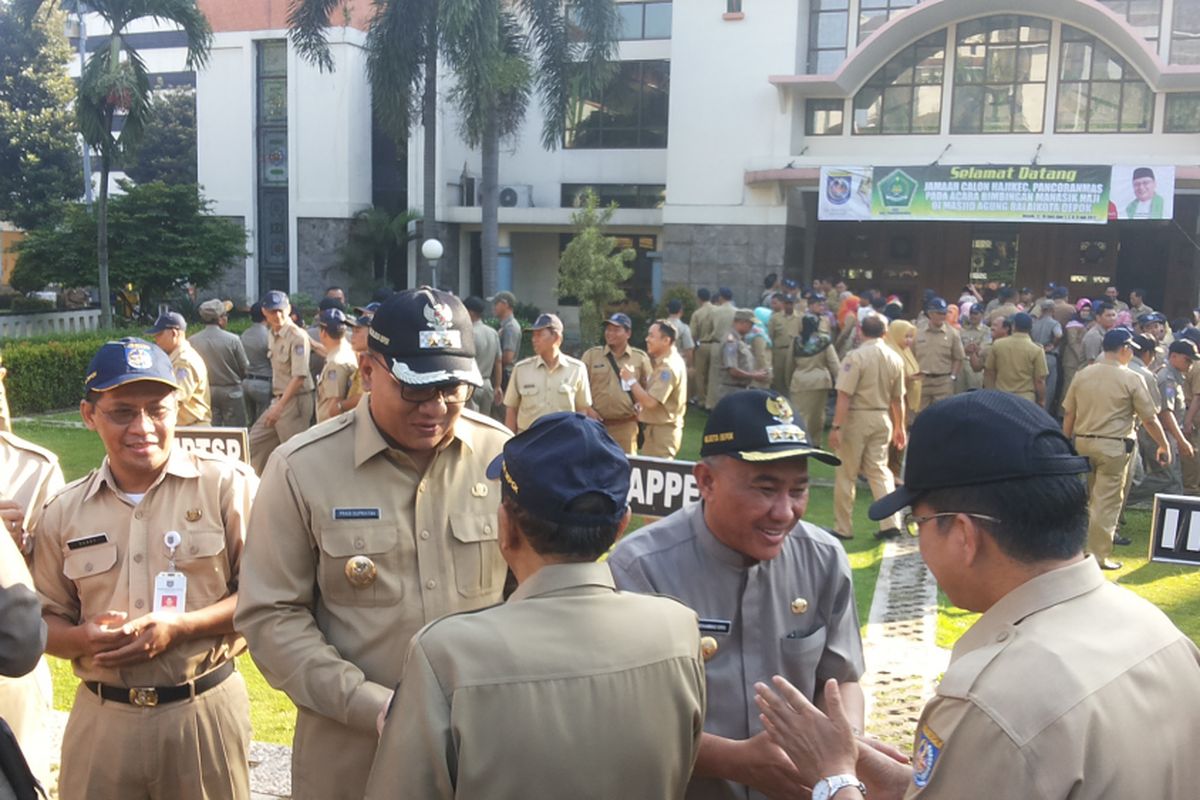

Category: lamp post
[422, 238, 444, 290]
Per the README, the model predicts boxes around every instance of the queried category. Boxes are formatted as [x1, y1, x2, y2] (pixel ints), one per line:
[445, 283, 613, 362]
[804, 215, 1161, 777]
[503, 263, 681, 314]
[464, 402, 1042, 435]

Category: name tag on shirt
[333, 508, 381, 521]
[699, 618, 732, 635]
[154, 572, 187, 614]
[66, 533, 109, 550]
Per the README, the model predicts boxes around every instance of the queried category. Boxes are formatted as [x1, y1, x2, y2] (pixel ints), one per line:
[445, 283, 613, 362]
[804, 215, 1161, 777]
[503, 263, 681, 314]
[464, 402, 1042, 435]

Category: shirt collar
[508, 562, 616, 602]
[691, 502, 753, 568]
[83, 446, 200, 503]
[353, 395, 472, 468]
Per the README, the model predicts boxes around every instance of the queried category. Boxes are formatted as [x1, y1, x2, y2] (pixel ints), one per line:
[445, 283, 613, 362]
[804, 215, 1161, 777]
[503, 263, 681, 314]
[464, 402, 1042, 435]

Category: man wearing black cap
[235, 288, 511, 800]
[691, 288, 715, 406]
[1062, 328, 1170, 570]
[913, 298, 964, 411]
[248, 290, 316, 473]
[32, 338, 257, 799]
[581, 313, 652, 454]
[609, 389, 865, 800]
[755, 390, 1200, 800]
[365, 413, 705, 799]
[705, 288, 737, 410]
[984, 312, 1047, 405]
[505, 313, 590, 433]
[464, 296, 502, 417]
[147, 310, 213, 426]
[716, 309, 769, 407]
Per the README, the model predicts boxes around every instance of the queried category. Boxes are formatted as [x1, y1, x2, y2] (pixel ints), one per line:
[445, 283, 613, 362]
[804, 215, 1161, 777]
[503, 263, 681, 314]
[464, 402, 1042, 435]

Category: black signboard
[627, 456, 699, 518]
[175, 426, 251, 465]
[1150, 493, 1200, 567]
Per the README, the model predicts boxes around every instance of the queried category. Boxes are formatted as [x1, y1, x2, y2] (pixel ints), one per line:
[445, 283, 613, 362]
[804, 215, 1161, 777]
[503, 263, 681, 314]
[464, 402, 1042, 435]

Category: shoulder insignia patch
[294, 344, 306, 356]
[913, 725, 943, 788]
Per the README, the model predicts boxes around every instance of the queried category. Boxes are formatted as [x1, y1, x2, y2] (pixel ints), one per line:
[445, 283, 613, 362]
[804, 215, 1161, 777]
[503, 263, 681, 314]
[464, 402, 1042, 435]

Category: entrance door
[1115, 223, 1169, 310]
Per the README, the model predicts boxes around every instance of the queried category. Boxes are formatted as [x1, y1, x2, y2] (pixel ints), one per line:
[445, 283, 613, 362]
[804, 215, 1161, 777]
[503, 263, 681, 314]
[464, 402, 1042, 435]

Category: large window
[1166, 92, 1200, 131]
[615, 1, 671, 40]
[1172, 0, 1200, 64]
[561, 184, 665, 209]
[808, 0, 850, 74]
[565, 60, 669, 149]
[950, 16, 1049, 134]
[852, 30, 946, 135]
[1056, 25, 1153, 132]
[1098, 0, 1161, 45]
[806, 99, 846, 135]
[858, 0, 919, 44]
[256, 40, 288, 295]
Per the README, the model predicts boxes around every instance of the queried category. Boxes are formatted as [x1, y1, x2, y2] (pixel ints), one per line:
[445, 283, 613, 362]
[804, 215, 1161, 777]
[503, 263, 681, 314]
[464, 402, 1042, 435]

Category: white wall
[510, 234, 564, 311]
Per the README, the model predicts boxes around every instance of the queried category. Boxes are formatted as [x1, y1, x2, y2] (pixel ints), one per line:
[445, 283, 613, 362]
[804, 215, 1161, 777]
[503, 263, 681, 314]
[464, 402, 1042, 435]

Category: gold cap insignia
[791, 597, 809, 615]
[700, 636, 719, 661]
[345, 556, 377, 588]
[766, 395, 794, 424]
[185, 508, 203, 523]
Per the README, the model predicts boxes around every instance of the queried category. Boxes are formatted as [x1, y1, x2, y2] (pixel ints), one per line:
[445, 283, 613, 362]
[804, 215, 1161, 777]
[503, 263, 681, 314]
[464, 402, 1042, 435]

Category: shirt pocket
[448, 512, 504, 598]
[777, 625, 828, 701]
[317, 524, 404, 607]
[175, 529, 231, 608]
[62, 542, 120, 621]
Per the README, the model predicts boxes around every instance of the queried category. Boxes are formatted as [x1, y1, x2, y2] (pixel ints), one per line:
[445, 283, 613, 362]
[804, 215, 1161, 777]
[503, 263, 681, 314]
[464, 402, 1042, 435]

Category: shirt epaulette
[41, 471, 96, 510]
[933, 636, 1015, 699]
[188, 448, 257, 478]
[0, 431, 59, 465]
[276, 410, 355, 458]
[459, 407, 512, 435]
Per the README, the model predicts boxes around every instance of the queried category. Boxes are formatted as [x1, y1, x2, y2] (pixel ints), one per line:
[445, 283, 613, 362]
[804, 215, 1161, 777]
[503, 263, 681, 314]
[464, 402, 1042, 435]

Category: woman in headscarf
[745, 318, 773, 390]
[1060, 299, 1092, 406]
[945, 303, 960, 329]
[834, 295, 861, 357]
[789, 314, 840, 448]
[885, 319, 921, 480]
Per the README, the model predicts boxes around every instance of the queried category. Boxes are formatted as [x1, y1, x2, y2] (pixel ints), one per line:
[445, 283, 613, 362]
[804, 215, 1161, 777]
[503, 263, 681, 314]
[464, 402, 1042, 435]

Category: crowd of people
[0, 280, 1197, 800]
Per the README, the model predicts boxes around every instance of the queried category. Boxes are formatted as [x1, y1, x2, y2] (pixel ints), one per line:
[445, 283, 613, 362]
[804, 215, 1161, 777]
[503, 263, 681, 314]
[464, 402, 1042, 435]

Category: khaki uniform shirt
[691, 303, 715, 343]
[269, 320, 315, 395]
[315, 343, 359, 423]
[984, 332, 1048, 401]
[1051, 300, 1075, 328]
[190, 325, 249, 388]
[913, 325, 964, 388]
[987, 302, 1019, 324]
[609, 503, 865, 800]
[1130, 302, 1155, 319]
[904, 558, 1200, 799]
[32, 448, 255, 687]
[1062, 357, 1156, 438]
[1159, 364, 1188, 425]
[768, 311, 802, 353]
[958, 323, 991, 378]
[642, 348, 687, 426]
[790, 345, 840, 392]
[709, 303, 736, 343]
[171, 340, 212, 426]
[503, 353, 591, 432]
[0, 431, 64, 542]
[582, 346, 651, 421]
[240, 323, 272, 380]
[836, 338, 905, 410]
[365, 563, 706, 800]
[233, 402, 510, 798]
[720, 331, 755, 386]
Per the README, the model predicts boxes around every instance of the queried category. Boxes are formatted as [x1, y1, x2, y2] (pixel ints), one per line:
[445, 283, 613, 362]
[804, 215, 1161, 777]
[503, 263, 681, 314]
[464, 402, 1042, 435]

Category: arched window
[852, 30, 947, 134]
[950, 15, 1050, 134]
[1056, 25, 1153, 132]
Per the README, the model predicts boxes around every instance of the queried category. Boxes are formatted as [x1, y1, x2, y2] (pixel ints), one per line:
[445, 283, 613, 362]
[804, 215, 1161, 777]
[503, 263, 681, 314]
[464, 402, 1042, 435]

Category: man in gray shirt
[492, 291, 522, 396]
[1030, 299, 1063, 413]
[465, 296, 503, 419]
[192, 299, 250, 427]
[608, 388, 865, 800]
[240, 302, 273, 426]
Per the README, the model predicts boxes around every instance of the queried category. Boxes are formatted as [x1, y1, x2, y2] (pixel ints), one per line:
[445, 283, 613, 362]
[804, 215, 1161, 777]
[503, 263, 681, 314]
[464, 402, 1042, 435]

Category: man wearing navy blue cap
[248, 290, 315, 473]
[236, 288, 511, 800]
[610, 389, 865, 800]
[581, 312, 652, 453]
[913, 298, 964, 411]
[756, 390, 1200, 800]
[147, 310, 212, 426]
[366, 413, 705, 799]
[32, 338, 257, 799]
[1062, 327, 1170, 569]
[314, 308, 359, 423]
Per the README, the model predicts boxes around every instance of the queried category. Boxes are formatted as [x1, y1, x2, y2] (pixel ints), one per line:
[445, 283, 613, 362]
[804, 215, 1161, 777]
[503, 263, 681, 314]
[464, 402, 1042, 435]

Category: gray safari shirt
[608, 502, 865, 800]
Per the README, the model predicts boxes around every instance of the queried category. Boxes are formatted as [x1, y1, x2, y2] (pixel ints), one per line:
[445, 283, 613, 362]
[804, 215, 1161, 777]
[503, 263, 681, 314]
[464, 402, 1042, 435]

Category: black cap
[701, 390, 839, 465]
[926, 297, 948, 313]
[85, 338, 180, 394]
[1180, 328, 1200, 347]
[486, 413, 629, 526]
[869, 391, 1088, 520]
[1170, 339, 1199, 360]
[144, 311, 186, 334]
[1131, 333, 1157, 353]
[1103, 327, 1139, 351]
[367, 287, 482, 387]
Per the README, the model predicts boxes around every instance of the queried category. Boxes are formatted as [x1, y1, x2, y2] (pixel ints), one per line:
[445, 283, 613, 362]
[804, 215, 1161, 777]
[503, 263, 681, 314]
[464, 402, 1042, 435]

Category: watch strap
[813, 773, 866, 800]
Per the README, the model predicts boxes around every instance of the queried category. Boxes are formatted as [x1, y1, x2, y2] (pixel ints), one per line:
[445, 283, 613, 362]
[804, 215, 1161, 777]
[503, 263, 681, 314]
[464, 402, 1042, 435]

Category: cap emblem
[425, 302, 454, 331]
[766, 424, 805, 444]
[766, 395, 794, 424]
[125, 342, 153, 371]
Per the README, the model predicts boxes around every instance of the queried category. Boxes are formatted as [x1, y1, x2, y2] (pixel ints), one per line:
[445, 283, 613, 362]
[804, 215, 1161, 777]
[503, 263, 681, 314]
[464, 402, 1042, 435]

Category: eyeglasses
[399, 382, 474, 405]
[97, 403, 175, 426]
[903, 511, 1002, 537]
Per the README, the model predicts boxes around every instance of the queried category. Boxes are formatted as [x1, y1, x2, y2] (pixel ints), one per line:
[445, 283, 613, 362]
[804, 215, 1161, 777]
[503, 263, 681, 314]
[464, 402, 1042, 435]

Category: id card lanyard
[153, 530, 187, 614]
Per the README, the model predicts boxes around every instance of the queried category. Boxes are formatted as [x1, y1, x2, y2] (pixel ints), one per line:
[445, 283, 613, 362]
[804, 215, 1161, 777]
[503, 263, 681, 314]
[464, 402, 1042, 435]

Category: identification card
[153, 572, 187, 614]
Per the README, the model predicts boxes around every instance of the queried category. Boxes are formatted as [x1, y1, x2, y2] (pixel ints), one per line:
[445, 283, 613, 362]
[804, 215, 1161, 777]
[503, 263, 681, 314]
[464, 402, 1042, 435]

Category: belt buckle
[129, 687, 159, 707]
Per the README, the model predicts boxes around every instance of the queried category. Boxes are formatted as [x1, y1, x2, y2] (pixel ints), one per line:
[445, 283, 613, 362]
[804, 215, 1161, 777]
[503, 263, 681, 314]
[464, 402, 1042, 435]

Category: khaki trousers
[772, 347, 794, 395]
[919, 378, 954, 411]
[250, 391, 315, 473]
[58, 671, 251, 800]
[210, 384, 248, 428]
[834, 411, 901, 537]
[1074, 436, 1132, 563]
[693, 343, 712, 405]
[791, 388, 829, 448]
[642, 421, 683, 459]
[291, 706, 381, 800]
[605, 418, 639, 455]
[705, 344, 726, 410]
[1181, 426, 1200, 494]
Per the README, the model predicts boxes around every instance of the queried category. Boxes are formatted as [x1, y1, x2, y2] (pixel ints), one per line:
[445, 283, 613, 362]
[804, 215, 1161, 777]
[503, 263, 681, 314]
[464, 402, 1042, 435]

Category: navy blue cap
[368, 287, 482, 387]
[261, 290, 289, 310]
[1169, 339, 1199, 360]
[869, 390, 1088, 520]
[1141, 311, 1167, 324]
[1012, 312, 1033, 330]
[926, 297, 948, 313]
[85, 338, 180, 394]
[527, 313, 564, 334]
[144, 311, 186, 334]
[783, 278, 799, 289]
[318, 308, 352, 329]
[1103, 327, 1139, 351]
[809, 292, 827, 303]
[969, 303, 985, 316]
[486, 413, 630, 526]
[605, 313, 632, 330]
[1180, 327, 1200, 346]
[701, 389, 839, 465]
[718, 287, 733, 300]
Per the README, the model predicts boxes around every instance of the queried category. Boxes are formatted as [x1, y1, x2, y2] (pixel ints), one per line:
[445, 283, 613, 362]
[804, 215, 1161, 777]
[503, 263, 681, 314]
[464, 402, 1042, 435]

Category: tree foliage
[13, 181, 246, 310]
[557, 189, 634, 349]
[123, 88, 196, 185]
[339, 206, 419, 291]
[0, 1, 80, 229]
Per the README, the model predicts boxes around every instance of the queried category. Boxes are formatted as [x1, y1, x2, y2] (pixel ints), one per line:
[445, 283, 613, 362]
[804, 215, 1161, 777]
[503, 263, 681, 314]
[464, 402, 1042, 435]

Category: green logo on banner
[880, 169, 918, 208]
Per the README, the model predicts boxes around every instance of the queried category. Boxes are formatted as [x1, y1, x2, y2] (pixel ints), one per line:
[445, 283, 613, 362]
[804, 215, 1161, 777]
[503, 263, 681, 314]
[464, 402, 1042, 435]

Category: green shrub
[655, 285, 698, 322]
[10, 296, 56, 314]
[1, 327, 143, 414]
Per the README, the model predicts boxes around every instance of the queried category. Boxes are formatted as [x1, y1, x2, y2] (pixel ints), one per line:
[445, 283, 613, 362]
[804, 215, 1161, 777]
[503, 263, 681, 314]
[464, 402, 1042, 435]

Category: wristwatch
[812, 774, 867, 800]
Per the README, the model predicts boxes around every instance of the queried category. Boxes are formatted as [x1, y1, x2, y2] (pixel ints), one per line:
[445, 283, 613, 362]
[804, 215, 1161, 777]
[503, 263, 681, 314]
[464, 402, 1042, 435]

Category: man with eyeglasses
[235, 288, 511, 800]
[31, 338, 258, 799]
[755, 390, 1200, 800]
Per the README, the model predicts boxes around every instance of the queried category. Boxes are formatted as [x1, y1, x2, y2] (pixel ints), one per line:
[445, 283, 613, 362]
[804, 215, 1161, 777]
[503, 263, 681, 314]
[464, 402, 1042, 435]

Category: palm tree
[289, 0, 618, 294]
[17, 0, 212, 328]
[340, 206, 420, 288]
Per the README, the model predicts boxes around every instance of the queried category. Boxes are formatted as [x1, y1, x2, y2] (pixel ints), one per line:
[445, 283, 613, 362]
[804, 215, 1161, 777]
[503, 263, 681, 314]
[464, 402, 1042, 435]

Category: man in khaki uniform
[235, 289, 511, 800]
[757, 390, 1200, 800]
[249, 291, 315, 473]
[609, 390, 864, 800]
[191, 299, 250, 427]
[913, 298, 964, 411]
[315, 309, 360, 423]
[768, 294, 802, 395]
[957, 304, 990, 392]
[32, 338, 256, 800]
[504, 313, 590, 433]
[1063, 329, 1169, 570]
[705, 288, 737, 410]
[624, 320, 688, 458]
[1176, 329, 1200, 493]
[690, 288, 715, 406]
[986, 287, 1019, 325]
[465, 296, 503, 418]
[984, 313, 1047, 404]
[366, 413, 705, 800]
[716, 309, 767, 407]
[148, 311, 212, 426]
[582, 313, 652, 454]
[830, 315, 906, 540]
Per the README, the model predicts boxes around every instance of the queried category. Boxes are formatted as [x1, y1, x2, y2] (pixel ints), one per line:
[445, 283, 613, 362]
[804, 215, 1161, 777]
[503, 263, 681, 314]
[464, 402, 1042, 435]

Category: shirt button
[134, 511, 144, 520]
[134, 599, 145, 609]
[354, 538, 365, 550]
[84, 563, 93, 572]
[996, 631, 1010, 643]
[133, 553, 143, 563]
[425, 579, 437, 590]
[419, 530, 430, 540]
[483, 525, 493, 535]
[418, 481, 427, 493]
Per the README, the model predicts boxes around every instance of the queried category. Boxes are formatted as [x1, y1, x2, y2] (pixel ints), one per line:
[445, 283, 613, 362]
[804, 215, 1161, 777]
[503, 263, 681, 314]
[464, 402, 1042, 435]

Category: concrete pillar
[649, 250, 664, 305]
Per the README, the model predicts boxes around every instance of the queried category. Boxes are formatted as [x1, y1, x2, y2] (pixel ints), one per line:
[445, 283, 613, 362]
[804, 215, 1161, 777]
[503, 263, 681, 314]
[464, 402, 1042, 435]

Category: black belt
[1076, 434, 1132, 442]
[849, 407, 887, 411]
[924, 373, 950, 378]
[700, 340, 718, 344]
[85, 661, 234, 707]
[245, 374, 271, 381]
